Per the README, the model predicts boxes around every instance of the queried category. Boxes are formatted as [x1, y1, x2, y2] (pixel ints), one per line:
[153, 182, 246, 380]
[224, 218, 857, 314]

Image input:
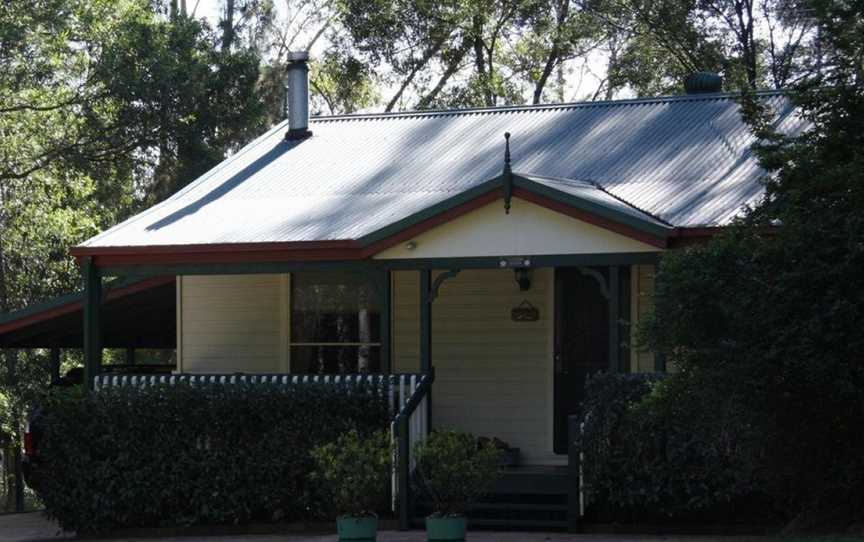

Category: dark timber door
[554, 267, 610, 454]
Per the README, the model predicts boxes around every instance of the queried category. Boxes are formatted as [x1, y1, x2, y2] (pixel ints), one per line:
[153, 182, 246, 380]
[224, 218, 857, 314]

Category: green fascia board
[0, 290, 84, 326]
[100, 252, 661, 278]
[356, 176, 504, 247]
[356, 173, 672, 249]
[511, 176, 674, 238]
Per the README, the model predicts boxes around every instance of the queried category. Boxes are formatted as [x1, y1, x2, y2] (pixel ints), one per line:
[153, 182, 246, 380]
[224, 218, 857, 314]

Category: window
[290, 271, 381, 373]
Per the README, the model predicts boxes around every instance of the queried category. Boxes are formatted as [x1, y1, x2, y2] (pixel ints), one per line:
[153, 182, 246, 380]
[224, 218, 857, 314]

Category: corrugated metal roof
[80, 92, 803, 248]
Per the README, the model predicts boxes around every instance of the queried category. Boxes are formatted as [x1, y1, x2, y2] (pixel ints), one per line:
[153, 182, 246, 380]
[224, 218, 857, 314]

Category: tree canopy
[641, 0, 864, 526]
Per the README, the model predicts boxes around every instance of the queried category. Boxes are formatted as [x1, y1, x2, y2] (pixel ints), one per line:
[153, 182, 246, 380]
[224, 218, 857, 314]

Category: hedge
[36, 382, 390, 533]
[575, 372, 764, 518]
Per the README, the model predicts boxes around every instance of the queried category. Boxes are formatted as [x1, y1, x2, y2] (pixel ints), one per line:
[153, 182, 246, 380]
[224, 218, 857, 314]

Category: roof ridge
[310, 90, 787, 123]
[587, 180, 676, 227]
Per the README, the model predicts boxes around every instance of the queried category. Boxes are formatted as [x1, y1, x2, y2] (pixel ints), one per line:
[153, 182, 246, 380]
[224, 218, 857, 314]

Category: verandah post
[381, 269, 392, 374]
[567, 414, 581, 532]
[49, 347, 61, 384]
[607, 266, 620, 373]
[82, 257, 102, 390]
[419, 269, 432, 426]
[397, 414, 410, 530]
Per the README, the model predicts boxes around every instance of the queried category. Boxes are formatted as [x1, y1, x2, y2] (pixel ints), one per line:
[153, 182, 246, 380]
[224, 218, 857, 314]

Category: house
[0, 52, 802, 528]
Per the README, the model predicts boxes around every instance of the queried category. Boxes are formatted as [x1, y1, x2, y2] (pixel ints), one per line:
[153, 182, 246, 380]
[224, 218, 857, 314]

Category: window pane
[291, 271, 381, 343]
[290, 345, 381, 374]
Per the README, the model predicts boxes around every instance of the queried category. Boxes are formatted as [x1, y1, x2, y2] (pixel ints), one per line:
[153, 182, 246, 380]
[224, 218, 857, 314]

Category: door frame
[549, 265, 631, 455]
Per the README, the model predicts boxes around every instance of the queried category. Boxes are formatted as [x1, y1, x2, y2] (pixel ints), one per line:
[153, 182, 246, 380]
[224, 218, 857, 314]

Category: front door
[553, 267, 610, 454]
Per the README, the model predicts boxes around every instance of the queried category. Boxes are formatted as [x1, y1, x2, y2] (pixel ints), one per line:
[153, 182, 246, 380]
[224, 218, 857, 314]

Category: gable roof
[74, 91, 802, 259]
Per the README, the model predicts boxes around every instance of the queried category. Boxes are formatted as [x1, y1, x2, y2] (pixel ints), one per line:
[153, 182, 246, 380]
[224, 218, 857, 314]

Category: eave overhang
[71, 174, 700, 268]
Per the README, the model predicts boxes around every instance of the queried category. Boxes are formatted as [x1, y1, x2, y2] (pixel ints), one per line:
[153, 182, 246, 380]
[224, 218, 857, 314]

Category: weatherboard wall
[392, 268, 560, 465]
[176, 265, 657, 463]
[178, 274, 285, 373]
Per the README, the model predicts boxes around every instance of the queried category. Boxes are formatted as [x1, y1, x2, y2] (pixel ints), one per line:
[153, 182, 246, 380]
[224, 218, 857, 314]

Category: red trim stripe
[67, 193, 723, 267]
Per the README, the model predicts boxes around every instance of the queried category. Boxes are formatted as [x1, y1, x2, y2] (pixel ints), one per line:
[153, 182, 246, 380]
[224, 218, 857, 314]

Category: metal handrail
[390, 369, 434, 529]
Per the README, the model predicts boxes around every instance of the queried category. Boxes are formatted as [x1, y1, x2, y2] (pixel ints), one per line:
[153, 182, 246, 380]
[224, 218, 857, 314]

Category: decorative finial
[503, 132, 513, 214]
[504, 132, 511, 168]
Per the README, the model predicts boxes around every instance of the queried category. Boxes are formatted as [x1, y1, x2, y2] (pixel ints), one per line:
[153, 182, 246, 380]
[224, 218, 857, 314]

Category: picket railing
[93, 372, 425, 416]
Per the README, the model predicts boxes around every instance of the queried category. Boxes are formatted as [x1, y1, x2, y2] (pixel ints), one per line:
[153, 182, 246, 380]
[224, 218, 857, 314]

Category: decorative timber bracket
[502, 132, 513, 214]
[578, 267, 610, 300]
[430, 269, 461, 302]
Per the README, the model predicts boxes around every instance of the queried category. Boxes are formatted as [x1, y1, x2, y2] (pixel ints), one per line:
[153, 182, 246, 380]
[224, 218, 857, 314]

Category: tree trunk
[416, 40, 473, 109]
[533, 0, 570, 104]
[222, 0, 236, 51]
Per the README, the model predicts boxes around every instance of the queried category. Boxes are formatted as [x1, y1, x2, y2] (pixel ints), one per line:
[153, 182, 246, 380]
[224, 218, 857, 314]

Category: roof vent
[285, 51, 312, 140]
[684, 72, 723, 94]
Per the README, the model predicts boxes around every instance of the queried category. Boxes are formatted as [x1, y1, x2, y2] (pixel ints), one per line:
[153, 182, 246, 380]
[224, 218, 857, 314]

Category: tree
[0, 0, 267, 509]
[583, 0, 820, 95]
[642, 0, 864, 527]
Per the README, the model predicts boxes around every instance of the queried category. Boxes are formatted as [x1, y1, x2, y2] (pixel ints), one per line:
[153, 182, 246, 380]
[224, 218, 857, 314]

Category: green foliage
[311, 429, 391, 518]
[638, 1, 864, 527]
[413, 430, 501, 517]
[35, 382, 390, 533]
[577, 372, 763, 515]
[0, 0, 266, 482]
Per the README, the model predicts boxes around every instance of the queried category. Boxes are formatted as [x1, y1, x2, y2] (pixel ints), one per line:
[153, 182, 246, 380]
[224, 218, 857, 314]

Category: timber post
[567, 414, 581, 532]
[397, 414, 410, 530]
[82, 257, 102, 390]
[607, 266, 620, 373]
[380, 269, 392, 374]
[419, 269, 432, 426]
[49, 347, 61, 384]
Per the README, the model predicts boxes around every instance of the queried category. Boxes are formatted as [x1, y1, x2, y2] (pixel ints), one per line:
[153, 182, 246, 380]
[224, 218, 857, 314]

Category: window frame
[287, 271, 383, 374]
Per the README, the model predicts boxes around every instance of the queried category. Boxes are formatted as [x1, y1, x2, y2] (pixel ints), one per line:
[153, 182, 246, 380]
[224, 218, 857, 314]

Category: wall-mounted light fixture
[514, 268, 531, 291]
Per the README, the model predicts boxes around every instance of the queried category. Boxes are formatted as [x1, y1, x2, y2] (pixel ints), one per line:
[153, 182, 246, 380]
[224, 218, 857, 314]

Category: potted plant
[478, 436, 520, 467]
[413, 430, 502, 541]
[312, 430, 390, 542]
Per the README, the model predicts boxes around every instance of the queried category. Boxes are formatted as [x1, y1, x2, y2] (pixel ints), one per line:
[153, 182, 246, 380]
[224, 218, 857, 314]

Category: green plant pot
[426, 515, 467, 541]
[337, 516, 378, 541]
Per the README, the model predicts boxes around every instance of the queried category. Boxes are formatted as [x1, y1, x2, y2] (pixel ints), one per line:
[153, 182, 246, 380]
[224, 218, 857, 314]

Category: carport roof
[0, 277, 175, 348]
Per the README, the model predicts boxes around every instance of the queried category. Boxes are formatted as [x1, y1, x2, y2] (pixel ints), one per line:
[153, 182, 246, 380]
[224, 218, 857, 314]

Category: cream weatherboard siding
[392, 268, 561, 465]
[178, 274, 287, 373]
[374, 198, 660, 259]
[630, 265, 657, 373]
[178, 265, 655, 464]
[392, 271, 421, 374]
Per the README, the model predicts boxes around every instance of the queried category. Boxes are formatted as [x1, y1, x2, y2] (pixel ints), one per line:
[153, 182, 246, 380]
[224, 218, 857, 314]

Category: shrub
[644, 223, 864, 528]
[311, 430, 391, 518]
[413, 430, 501, 517]
[36, 381, 390, 533]
[576, 372, 763, 516]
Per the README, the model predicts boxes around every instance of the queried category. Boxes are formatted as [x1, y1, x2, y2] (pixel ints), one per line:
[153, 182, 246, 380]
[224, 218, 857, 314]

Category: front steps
[413, 465, 573, 530]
